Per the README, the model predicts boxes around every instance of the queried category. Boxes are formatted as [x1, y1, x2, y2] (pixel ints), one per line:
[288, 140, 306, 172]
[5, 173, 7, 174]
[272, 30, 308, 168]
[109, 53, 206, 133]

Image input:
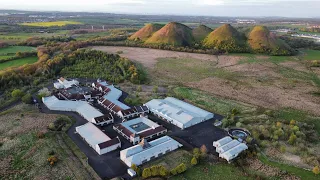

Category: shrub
[159, 165, 168, 177]
[152, 85, 158, 93]
[170, 168, 177, 175]
[37, 131, 45, 139]
[47, 155, 58, 166]
[48, 150, 55, 156]
[191, 157, 198, 165]
[200, 145, 208, 157]
[22, 94, 33, 104]
[48, 122, 56, 130]
[11, 89, 24, 99]
[231, 108, 239, 115]
[290, 120, 296, 125]
[280, 145, 286, 153]
[236, 122, 242, 127]
[288, 133, 297, 145]
[193, 148, 200, 159]
[151, 166, 159, 177]
[176, 163, 187, 174]
[137, 85, 142, 92]
[142, 168, 151, 179]
[38, 87, 51, 98]
[312, 166, 320, 175]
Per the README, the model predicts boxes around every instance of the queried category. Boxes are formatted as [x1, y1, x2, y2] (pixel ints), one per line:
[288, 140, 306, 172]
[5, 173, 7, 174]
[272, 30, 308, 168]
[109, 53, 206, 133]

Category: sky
[1, 0, 320, 17]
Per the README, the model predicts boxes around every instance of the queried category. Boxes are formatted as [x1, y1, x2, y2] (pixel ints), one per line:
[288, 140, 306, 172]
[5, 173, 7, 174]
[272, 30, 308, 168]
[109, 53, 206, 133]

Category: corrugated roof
[76, 123, 111, 145]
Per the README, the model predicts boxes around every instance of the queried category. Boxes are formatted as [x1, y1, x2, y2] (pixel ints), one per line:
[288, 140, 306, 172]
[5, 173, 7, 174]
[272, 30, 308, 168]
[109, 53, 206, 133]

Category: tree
[22, 93, 33, 104]
[193, 148, 200, 159]
[280, 145, 286, 153]
[200, 145, 208, 158]
[176, 163, 187, 174]
[11, 89, 24, 99]
[131, 164, 140, 176]
[313, 166, 320, 175]
[288, 133, 297, 145]
[191, 157, 198, 165]
[290, 120, 296, 125]
[150, 166, 158, 176]
[142, 168, 151, 179]
[159, 166, 168, 177]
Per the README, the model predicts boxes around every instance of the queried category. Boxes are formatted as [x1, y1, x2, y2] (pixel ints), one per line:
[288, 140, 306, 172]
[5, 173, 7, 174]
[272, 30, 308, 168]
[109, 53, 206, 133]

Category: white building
[54, 77, 79, 89]
[113, 116, 167, 144]
[213, 136, 232, 148]
[76, 123, 121, 155]
[216, 140, 240, 154]
[120, 136, 182, 167]
[219, 143, 248, 162]
[42, 96, 107, 125]
[145, 97, 214, 129]
[117, 105, 149, 119]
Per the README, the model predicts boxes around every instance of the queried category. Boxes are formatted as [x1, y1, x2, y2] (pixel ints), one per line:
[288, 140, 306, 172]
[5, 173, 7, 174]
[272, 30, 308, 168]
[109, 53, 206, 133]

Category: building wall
[96, 143, 121, 155]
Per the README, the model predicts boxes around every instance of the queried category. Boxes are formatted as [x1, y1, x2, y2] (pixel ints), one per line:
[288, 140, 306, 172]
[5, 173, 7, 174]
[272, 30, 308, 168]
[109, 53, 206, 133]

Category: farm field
[0, 104, 98, 179]
[0, 56, 38, 70]
[20, 21, 82, 27]
[0, 46, 36, 54]
[93, 46, 320, 116]
[0, 31, 69, 42]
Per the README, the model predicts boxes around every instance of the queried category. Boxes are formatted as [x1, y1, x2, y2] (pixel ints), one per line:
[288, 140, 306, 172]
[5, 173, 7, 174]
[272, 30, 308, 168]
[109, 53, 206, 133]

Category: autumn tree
[142, 168, 151, 179]
[200, 145, 208, 158]
[313, 166, 320, 175]
[191, 157, 198, 165]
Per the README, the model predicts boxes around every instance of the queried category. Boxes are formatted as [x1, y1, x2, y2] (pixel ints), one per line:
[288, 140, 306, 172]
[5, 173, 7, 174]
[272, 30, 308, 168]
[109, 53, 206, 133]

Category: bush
[11, 89, 24, 99]
[288, 133, 297, 145]
[312, 166, 320, 175]
[159, 165, 168, 177]
[191, 157, 198, 165]
[47, 155, 58, 166]
[200, 145, 208, 157]
[142, 168, 151, 179]
[22, 94, 33, 104]
[37, 131, 45, 139]
[193, 148, 200, 159]
[280, 145, 286, 153]
[152, 85, 158, 93]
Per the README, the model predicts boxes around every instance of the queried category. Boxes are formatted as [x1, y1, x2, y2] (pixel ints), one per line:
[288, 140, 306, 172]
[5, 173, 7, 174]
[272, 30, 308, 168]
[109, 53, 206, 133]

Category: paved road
[0, 100, 21, 113]
[38, 101, 129, 180]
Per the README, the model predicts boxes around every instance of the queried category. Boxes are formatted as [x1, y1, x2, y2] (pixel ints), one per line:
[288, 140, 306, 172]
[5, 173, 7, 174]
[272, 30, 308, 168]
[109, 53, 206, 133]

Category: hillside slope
[248, 26, 293, 55]
[203, 24, 248, 52]
[192, 25, 213, 42]
[145, 22, 194, 46]
[128, 23, 163, 41]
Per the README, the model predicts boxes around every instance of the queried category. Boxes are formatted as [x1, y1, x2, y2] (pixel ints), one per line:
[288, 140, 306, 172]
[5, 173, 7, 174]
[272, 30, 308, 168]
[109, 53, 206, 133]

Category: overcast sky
[1, 0, 320, 17]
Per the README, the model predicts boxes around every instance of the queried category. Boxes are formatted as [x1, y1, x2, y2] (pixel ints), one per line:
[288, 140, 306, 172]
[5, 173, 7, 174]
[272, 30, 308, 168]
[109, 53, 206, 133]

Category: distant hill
[248, 26, 293, 55]
[145, 22, 194, 46]
[203, 24, 248, 52]
[128, 23, 163, 41]
[192, 25, 213, 42]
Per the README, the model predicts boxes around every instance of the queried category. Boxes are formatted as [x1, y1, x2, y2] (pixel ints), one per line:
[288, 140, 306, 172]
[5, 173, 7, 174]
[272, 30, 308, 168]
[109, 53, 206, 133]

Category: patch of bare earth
[92, 46, 218, 68]
[216, 55, 242, 68]
[280, 61, 310, 73]
[187, 77, 320, 115]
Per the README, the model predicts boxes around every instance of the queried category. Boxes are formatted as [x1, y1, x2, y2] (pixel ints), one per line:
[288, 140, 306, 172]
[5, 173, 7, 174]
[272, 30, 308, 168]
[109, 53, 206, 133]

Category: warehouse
[145, 97, 214, 129]
[219, 143, 248, 162]
[120, 136, 182, 167]
[113, 116, 167, 144]
[76, 123, 121, 155]
[214, 136, 248, 162]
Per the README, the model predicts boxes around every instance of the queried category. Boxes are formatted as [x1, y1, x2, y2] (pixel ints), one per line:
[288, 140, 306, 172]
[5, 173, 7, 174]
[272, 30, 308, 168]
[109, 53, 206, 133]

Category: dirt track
[93, 46, 320, 116]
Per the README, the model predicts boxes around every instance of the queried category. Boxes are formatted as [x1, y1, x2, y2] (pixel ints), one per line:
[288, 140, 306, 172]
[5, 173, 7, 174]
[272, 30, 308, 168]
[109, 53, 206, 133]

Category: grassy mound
[203, 24, 248, 52]
[145, 22, 194, 46]
[192, 25, 213, 42]
[248, 26, 293, 55]
[128, 23, 164, 41]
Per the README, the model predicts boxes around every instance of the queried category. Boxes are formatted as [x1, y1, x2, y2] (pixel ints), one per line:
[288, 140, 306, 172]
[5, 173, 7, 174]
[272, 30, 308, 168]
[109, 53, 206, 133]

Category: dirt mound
[248, 26, 293, 55]
[128, 23, 163, 41]
[192, 25, 213, 42]
[203, 24, 247, 52]
[145, 22, 194, 46]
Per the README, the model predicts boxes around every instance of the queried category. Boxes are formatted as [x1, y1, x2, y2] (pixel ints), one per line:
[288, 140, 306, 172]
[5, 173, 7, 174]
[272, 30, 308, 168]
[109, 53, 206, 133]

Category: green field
[0, 56, 38, 70]
[0, 46, 36, 54]
[0, 31, 69, 41]
[302, 49, 320, 60]
[20, 21, 82, 27]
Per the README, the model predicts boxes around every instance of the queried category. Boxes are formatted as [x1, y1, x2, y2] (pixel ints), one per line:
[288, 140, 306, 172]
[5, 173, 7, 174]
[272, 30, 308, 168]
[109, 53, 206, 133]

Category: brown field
[93, 46, 320, 116]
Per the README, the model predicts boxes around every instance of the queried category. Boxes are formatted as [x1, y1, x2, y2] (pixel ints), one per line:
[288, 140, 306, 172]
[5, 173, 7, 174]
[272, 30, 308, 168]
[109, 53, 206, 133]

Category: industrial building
[113, 116, 167, 144]
[213, 136, 248, 162]
[120, 136, 182, 167]
[76, 123, 121, 155]
[145, 97, 214, 129]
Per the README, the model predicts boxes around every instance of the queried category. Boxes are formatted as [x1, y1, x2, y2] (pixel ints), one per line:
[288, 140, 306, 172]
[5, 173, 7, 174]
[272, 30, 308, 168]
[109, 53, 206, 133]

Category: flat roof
[121, 117, 159, 134]
[76, 123, 111, 145]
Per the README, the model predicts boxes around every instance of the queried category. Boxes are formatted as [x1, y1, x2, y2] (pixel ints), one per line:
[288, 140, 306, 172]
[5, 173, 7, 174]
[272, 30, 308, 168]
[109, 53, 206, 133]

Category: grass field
[302, 49, 320, 60]
[0, 31, 69, 41]
[0, 56, 38, 70]
[21, 21, 82, 27]
[0, 46, 36, 54]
